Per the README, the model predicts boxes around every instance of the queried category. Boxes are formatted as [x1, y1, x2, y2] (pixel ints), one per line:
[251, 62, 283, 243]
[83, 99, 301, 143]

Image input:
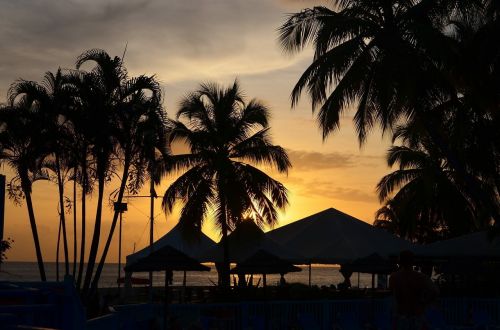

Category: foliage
[0, 238, 13, 264]
[281, 0, 500, 241]
[162, 80, 290, 286]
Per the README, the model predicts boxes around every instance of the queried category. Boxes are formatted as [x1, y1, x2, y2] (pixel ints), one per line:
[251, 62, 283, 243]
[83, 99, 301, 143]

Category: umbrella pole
[164, 270, 169, 330]
[357, 272, 360, 288]
[117, 212, 122, 292]
[149, 180, 154, 302]
[371, 273, 375, 289]
[308, 263, 311, 287]
[182, 270, 187, 303]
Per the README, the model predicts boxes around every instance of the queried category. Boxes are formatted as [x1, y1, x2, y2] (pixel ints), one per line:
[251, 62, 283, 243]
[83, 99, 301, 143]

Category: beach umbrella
[125, 244, 210, 273]
[126, 222, 216, 265]
[341, 253, 397, 288]
[343, 253, 396, 275]
[230, 249, 301, 287]
[203, 220, 304, 263]
[125, 244, 210, 329]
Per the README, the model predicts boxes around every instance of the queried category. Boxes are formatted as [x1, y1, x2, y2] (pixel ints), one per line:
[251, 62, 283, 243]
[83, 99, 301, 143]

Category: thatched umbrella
[230, 249, 301, 287]
[341, 253, 396, 288]
[125, 245, 210, 329]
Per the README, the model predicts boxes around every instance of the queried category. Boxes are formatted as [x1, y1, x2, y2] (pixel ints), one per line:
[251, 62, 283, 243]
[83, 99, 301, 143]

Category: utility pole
[0, 174, 5, 243]
[114, 202, 127, 292]
[149, 178, 155, 298]
[0, 174, 5, 272]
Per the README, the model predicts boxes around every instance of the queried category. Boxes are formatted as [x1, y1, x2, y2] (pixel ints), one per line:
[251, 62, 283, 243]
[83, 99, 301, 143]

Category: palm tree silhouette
[376, 132, 480, 242]
[162, 80, 290, 287]
[278, 0, 460, 142]
[75, 50, 126, 294]
[63, 69, 96, 288]
[89, 73, 165, 294]
[0, 102, 50, 281]
[8, 69, 74, 277]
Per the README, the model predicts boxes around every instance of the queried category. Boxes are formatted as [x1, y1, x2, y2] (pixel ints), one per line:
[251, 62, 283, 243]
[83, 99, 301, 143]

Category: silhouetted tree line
[0, 50, 289, 297]
[280, 0, 499, 243]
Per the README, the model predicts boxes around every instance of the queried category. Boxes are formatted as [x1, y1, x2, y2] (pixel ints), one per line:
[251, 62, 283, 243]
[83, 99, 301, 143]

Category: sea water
[0, 262, 376, 288]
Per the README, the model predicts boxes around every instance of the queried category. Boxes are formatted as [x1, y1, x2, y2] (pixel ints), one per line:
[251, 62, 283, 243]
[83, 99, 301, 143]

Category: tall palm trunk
[55, 153, 70, 275]
[83, 161, 106, 294]
[217, 180, 230, 288]
[90, 152, 132, 293]
[56, 219, 61, 281]
[21, 174, 46, 281]
[220, 221, 230, 288]
[72, 174, 78, 278]
[77, 152, 87, 289]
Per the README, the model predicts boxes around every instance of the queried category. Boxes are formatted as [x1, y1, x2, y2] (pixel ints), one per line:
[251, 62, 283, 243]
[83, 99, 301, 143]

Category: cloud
[287, 149, 383, 171]
[0, 0, 313, 99]
[296, 179, 377, 203]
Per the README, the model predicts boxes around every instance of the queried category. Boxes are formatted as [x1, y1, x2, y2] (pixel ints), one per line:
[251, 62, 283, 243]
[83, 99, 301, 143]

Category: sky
[0, 0, 394, 262]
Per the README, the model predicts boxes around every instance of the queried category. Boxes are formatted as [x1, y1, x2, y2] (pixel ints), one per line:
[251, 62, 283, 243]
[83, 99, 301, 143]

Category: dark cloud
[0, 0, 307, 99]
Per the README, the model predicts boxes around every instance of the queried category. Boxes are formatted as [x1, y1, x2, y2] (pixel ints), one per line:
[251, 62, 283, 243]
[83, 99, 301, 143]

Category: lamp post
[114, 202, 128, 291]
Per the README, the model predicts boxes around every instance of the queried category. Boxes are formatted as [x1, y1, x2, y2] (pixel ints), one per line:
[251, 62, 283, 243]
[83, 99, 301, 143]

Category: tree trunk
[56, 218, 61, 281]
[220, 222, 230, 288]
[82, 164, 106, 294]
[89, 153, 132, 294]
[216, 176, 230, 288]
[55, 153, 69, 276]
[72, 176, 77, 278]
[21, 175, 46, 281]
[77, 156, 87, 289]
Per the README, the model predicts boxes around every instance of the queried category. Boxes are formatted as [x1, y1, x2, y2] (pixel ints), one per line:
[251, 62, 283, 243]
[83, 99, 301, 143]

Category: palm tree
[376, 131, 481, 241]
[162, 80, 291, 287]
[8, 70, 74, 277]
[74, 50, 124, 294]
[89, 74, 165, 293]
[374, 198, 447, 243]
[278, 0, 465, 142]
[62, 69, 96, 288]
[0, 103, 50, 281]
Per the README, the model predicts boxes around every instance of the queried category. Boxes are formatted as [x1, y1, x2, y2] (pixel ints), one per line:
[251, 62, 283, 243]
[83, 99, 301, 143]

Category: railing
[169, 298, 500, 329]
[0, 279, 85, 329]
[83, 297, 500, 329]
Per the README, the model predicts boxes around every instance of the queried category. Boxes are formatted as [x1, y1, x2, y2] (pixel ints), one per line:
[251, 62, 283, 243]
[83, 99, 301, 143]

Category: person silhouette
[389, 250, 439, 329]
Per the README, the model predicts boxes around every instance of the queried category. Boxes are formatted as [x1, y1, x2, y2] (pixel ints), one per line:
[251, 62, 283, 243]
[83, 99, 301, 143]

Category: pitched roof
[267, 208, 413, 264]
[126, 222, 216, 265]
[202, 220, 305, 263]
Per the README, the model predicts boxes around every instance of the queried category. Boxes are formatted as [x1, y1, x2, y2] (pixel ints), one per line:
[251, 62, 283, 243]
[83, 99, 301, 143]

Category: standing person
[389, 250, 439, 329]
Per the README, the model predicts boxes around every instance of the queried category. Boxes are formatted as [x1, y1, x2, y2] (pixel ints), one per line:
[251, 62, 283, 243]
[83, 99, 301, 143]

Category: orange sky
[0, 0, 394, 262]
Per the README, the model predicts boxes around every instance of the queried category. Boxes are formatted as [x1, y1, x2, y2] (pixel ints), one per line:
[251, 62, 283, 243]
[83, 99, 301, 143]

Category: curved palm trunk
[72, 176, 78, 279]
[55, 153, 70, 275]
[82, 164, 106, 294]
[90, 154, 132, 293]
[21, 175, 46, 281]
[77, 155, 87, 289]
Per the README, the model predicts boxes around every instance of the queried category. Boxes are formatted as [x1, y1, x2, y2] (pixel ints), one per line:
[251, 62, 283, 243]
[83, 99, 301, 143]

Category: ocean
[0, 262, 375, 288]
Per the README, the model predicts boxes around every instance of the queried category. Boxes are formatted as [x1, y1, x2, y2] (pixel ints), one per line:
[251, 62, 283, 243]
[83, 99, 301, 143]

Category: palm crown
[279, 0, 460, 142]
[162, 80, 290, 286]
